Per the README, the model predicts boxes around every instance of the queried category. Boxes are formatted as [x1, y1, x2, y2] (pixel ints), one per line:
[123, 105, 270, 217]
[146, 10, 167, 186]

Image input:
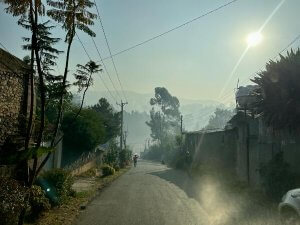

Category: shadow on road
[149, 167, 199, 200]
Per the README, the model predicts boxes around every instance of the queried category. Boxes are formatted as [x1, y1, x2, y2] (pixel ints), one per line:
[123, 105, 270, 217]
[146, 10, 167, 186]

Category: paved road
[73, 160, 209, 225]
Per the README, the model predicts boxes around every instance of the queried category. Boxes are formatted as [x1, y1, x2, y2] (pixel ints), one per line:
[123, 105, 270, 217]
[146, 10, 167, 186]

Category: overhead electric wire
[197, 33, 300, 129]
[219, 32, 300, 102]
[75, 33, 118, 104]
[100, 0, 239, 60]
[239, 32, 300, 85]
[93, 0, 128, 102]
[91, 37, 123, 101]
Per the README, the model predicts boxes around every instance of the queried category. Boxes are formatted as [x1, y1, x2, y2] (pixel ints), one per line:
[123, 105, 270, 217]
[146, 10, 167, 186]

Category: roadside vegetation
[24, 166, 130, 225]
[4, 143, 132, 225]
[0, 0, 128, 224]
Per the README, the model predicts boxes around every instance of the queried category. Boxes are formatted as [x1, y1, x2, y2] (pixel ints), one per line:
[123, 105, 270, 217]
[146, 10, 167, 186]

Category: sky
[1, 0, 300, 105]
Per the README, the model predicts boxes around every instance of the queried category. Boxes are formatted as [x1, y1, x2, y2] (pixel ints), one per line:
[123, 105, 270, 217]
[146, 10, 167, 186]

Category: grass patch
[75, 190, 93, 199]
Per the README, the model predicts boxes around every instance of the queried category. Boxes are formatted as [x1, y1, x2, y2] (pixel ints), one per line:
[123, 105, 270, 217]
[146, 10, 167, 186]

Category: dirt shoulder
[25, 167, 130, 225]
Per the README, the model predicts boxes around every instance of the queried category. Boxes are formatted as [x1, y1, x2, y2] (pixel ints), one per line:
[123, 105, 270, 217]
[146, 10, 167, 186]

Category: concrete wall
[184, 129, 237, 171]
[70, 152, 104, 176]
[42, 138, 63, 171]
[236, 118, 300, 187]
[70, 160, 96, 176]
[184, 117, 300, 188]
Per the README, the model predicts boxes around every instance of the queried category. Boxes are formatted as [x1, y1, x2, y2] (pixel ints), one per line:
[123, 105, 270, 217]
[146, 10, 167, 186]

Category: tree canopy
[146, 87, 181, 142]
[62, 107, 105, 152]
[204, 108, 234, 130]
[251, 49, 300, 131]
[91, 98, 121, 142]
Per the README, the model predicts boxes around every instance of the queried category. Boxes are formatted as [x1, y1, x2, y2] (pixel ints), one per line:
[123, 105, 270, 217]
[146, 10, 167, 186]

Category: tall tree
[73, 60, 101, 118]
[146, 87, 181, 142]
[204, 108, 234, 130]
[21, 20, 64, 140]
[91, 98, 121, 142]
[37, 0, 97, 174]
[251, 49, 300, 131]
[3, 0, 48, 185]
[2, 1, 49, 224]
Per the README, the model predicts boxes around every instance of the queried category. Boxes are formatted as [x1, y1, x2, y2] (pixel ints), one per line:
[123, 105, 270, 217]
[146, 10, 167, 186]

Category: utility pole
[117, 100, 128, 151]
[124, 129, 128, 148]
[180, 115, 183, 135]
[244, 104, 250, 184]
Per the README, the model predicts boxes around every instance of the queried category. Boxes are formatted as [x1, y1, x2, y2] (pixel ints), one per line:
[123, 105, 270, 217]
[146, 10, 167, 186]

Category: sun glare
[247, 32, 263, 47]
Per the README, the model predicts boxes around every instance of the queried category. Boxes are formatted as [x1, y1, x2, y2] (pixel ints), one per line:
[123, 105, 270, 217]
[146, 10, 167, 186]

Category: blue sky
[1, 0, 300, 104]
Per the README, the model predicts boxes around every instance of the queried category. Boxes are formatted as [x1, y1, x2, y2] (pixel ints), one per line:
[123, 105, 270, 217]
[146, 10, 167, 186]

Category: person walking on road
[133, 154, 138, 167]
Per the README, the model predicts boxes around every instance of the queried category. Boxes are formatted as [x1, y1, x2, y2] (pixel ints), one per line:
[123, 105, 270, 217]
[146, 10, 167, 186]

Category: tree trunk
[36, 19, 76, 177]
[28, 0, 47, 186]
[73, 73, 93, 119]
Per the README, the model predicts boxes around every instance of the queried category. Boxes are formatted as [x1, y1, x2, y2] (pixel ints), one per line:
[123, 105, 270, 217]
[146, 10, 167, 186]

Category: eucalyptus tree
[146, 87, 181, 143]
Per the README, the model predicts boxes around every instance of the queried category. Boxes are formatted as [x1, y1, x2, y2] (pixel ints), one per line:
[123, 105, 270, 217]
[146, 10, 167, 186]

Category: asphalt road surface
[73, 160, 209, 225]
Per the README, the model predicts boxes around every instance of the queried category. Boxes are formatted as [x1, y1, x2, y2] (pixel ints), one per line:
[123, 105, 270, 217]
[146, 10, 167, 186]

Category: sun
[247, 32, 263, 47]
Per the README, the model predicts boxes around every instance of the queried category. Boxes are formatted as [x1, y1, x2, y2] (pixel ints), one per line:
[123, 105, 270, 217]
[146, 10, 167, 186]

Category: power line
[192, 34, 300, 130]
[239, 32, 300, 85]
[91, 37, 123, 101]
[101, 0, 239, 60]
[75, 32, 118, 104]
[93, 0, 128, 102]
[220, 32, 300, 100]
[278, 33, 300, 54]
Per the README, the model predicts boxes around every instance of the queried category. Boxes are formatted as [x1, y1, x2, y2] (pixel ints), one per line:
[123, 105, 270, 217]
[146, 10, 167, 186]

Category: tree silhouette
[251, 49, 300, 131]
[73, 60, 101, 117]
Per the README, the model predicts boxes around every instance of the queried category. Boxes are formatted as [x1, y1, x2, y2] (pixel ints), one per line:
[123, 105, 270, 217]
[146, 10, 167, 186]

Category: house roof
[0, 48, 29, 74]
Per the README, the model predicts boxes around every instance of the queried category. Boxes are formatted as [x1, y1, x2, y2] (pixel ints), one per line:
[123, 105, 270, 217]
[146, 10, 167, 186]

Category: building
[0, 48, 33, 165]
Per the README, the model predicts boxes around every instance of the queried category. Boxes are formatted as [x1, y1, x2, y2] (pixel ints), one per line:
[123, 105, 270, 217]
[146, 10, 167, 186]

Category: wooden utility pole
[244, 105, 250, 184]
[124, 129, 128, 148]
[180, 115, 183, 134]
[117, 100, 128, 151]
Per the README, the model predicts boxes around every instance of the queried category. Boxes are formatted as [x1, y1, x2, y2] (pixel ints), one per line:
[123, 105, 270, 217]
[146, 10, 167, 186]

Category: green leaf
[36, 147, 55, 157]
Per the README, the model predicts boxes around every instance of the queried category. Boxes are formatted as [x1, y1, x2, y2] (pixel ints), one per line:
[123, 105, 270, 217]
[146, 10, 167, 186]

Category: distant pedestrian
[133, 154, 138, 167]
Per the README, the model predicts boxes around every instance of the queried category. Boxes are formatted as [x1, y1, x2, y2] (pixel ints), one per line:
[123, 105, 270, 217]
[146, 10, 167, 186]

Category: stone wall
[0, 70, 26, 147]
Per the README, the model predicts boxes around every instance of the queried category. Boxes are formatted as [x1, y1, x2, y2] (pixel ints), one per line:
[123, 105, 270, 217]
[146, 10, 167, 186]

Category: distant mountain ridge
[83, 90, 229, 132]
[79, 90, 233, 153]
[84, 90, 221, 112]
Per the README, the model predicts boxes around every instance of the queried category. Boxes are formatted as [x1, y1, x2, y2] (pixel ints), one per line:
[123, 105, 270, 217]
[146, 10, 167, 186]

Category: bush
[102, 165, 115, 176]
[26, 185, 50, 222]
[259, 151, 300, 200]
[103, 140, 119, 166]
[119, 149, 132, 168]
[37, 169, 74, 205]
[0, 178, 27, 225]
[113, 164, 120, 171]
